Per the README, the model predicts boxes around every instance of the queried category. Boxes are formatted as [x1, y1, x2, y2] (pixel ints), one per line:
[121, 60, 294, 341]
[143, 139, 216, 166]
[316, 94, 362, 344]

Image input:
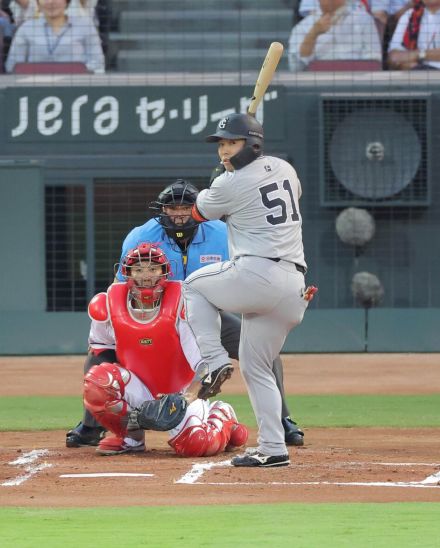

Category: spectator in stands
[288, 0, 383, 71]
[0, 6, 14, 34]
[3, 0, 99, 25]
[94, 0, 110, 55]
[70, 0, 98, 19]
[372, 0, 418, 26]
[387, 0, 440, 69]
[3, 0, 109, 52]
[0, 5, 14, 70]
[299, 0, 390, 22]
[5, 0, 105, 73]
[1, 1, 34, 26]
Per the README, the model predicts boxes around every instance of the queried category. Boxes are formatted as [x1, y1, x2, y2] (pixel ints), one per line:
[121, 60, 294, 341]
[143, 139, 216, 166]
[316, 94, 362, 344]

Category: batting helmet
[149, 180, 200, 244]
[121, 243, 171, 310]
[205, 113, 264, 169]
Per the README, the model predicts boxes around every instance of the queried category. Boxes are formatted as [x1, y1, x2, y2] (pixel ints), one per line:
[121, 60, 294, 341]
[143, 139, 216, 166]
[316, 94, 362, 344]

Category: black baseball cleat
[197, 364, 234, 399]
[282, 417, 305, 447]
[231, 451, 290, 468]
[66, 422, 106, 448]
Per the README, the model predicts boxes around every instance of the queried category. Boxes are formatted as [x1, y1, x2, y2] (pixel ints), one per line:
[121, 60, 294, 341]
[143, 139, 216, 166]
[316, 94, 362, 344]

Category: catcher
[83, 242, 248, 456]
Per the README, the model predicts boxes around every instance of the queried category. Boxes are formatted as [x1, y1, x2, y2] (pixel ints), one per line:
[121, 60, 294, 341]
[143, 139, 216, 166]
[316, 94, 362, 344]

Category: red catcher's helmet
[121, 243, 171, 309]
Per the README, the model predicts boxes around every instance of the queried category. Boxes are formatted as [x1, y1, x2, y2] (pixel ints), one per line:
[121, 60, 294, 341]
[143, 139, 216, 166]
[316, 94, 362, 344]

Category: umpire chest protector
[106, 282, 194, 397]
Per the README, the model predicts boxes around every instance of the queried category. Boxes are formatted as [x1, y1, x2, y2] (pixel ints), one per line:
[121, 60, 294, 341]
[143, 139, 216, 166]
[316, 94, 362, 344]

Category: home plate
[60, 473, 154, 478]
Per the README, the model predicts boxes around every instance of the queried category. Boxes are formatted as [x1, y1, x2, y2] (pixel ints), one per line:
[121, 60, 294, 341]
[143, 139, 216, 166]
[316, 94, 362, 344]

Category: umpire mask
[149, 180, 200, 244]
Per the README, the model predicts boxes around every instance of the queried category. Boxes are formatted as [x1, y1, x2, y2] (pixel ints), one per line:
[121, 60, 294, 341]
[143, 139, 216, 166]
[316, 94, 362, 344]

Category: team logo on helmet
[218, 117, 228, 129]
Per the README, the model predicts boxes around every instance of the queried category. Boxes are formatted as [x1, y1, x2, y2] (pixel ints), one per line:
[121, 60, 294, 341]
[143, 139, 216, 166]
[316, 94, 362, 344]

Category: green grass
[2, 396, 439, 547]
[0, 503, 439, 547]
[1, 394, 440, 430]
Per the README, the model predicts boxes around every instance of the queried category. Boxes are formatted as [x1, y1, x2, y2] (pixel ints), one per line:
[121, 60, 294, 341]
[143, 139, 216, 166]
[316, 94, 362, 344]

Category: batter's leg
[222, 312, 302, 445]
[184, 278, 232, 373]
[239, 314, 290, 456]
[184, 258, 307, 455]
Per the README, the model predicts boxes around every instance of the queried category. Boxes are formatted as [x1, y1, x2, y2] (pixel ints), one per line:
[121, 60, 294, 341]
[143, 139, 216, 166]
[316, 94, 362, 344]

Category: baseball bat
[247, 41, 284, 117]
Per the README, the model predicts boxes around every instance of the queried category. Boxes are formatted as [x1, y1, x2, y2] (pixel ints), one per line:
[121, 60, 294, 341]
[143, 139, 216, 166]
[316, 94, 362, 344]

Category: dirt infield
[1, 354, 439, 506]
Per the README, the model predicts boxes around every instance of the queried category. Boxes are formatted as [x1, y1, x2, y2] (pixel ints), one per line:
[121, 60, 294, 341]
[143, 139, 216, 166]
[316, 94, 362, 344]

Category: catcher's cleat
[282, 417, 305, 447]
[66, 422, 106, 448]
[96, 435, 145, 456]
[231, 451, 290, 468]
[197, 364, 234, 400]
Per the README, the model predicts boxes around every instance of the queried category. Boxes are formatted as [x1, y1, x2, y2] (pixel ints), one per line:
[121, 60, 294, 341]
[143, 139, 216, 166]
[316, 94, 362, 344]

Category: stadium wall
[0, 73, 439, 354]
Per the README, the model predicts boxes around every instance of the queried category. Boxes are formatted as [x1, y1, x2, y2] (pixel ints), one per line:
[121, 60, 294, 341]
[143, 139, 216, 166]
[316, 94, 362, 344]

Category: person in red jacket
[83, 242, 247, 456]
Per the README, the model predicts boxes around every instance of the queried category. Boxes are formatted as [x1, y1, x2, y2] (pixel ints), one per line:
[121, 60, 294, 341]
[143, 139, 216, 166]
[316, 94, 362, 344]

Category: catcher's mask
[149, 180, 200, 244]
[121, 243, 171, 310]
[205, 113, 264, 170]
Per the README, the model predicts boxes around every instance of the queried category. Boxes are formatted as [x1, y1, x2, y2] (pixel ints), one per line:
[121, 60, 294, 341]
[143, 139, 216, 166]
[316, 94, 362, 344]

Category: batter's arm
[191, 203, 209, 223]
[193, 178, 234, 221]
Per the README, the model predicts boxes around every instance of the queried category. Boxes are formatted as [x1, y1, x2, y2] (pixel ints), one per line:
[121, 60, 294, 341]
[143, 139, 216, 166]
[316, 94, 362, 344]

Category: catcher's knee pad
[208, 400, 237, 423]
[168, 416, 210, 457]
[83, 362, 130, 437]
[207, 401, 237, 442]
[227, 423, 249, 449]
[208, 400, 247, 451]
[205, 404, 233, 456]
[202, 427, 225, 456]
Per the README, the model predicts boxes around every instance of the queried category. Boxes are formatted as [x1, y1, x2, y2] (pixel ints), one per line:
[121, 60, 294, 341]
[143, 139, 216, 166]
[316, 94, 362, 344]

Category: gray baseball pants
[183, 256, 308, 456]
[218, 311, 291, 418]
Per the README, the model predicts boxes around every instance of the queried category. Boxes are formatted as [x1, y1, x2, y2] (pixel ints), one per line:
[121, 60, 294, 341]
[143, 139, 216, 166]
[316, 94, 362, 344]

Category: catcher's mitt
[127, 393, 188, 432]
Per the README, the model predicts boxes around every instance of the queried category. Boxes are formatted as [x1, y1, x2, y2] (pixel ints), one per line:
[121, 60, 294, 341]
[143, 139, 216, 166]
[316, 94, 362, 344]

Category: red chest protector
[107, 282, 195, 397]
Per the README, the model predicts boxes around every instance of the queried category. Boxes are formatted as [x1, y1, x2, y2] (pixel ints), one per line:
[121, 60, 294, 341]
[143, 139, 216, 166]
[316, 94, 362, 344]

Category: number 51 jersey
[195, 155, 307, 268]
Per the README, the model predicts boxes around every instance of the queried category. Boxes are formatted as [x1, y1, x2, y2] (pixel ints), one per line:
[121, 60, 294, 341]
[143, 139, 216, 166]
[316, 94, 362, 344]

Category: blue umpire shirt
[116, 218, 229, 281]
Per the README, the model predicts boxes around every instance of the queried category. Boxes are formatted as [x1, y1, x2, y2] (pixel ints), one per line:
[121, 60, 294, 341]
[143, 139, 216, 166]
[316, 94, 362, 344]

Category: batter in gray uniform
[183, 113, 314, 467]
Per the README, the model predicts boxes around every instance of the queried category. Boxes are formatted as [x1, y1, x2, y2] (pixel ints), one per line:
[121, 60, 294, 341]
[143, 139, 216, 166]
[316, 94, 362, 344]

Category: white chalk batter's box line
[174, 460, 440, 487]
[1, 449, 53, 487]
[1, 451, 440, 489]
